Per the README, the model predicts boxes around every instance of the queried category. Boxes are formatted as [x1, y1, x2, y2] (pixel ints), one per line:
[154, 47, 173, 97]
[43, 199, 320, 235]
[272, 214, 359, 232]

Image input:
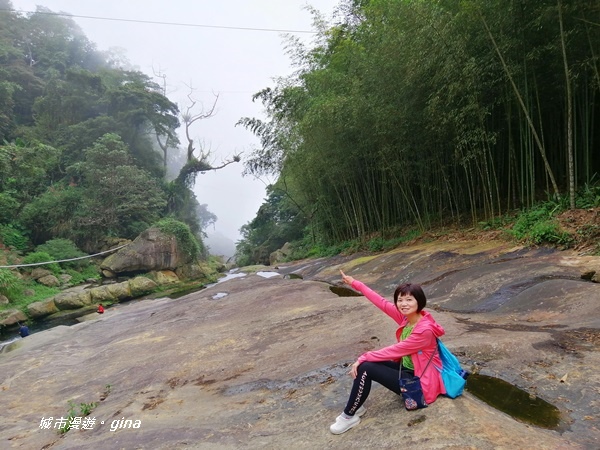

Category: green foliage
[163, 179, 206, 236]
[367, 230, 422, 252]
[21, 134, 167, 248]
[155, 218, 201, 262]
[0, 192, 19, 224]
[64, 265, 100, 285]
[19, 184, 84, 245]
[0, 142, 61, 207]
[234, 184, 307, 265]
[528, 220, 572, 246]
[478, 215, 513, 231]
[0, 268, 19, 297]
[22, 251, 61, 274]
[58, 400, 98, 434]
[36, 238, 88, 269]
[575, 183, 600, 209]
[0, 224, 30, 252]
[0, 278, 60, 312]
[509, 204, 571, 246]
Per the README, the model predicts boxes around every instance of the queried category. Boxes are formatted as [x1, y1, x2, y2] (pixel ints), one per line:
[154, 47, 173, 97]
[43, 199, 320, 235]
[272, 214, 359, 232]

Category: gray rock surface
[101, 227, 191, 274]
[0, 238, 598, 449]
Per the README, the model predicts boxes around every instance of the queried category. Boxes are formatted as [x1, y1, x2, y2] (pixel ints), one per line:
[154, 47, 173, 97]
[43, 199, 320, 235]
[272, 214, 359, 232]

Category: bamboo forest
[235, 0, 600, 265]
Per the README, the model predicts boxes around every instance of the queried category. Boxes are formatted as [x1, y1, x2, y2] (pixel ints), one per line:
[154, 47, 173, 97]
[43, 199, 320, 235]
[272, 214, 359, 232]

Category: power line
[0, 7, 317, 34]
[0, 244, 128, 269]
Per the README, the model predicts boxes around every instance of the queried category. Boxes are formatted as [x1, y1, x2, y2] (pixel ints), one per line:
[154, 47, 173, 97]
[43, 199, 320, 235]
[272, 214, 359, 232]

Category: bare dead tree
[182, 84, 219, 162]
[175, 83, 241, 186]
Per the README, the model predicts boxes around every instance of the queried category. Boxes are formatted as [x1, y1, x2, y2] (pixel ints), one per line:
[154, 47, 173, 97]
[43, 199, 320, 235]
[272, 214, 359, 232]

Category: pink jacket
[352, 280, 446, 404]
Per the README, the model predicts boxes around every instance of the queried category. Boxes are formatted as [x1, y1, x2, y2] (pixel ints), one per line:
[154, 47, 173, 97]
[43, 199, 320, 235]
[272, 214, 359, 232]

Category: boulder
[252, 245, 271, 266]
[89, 286, 117, 303]
[30, 268, 52, 280]
[0, 308, 27, 326]
[152, 270, 179, 284]
[37, 274, 60, 287]
[100, 227, 192, 275]
[0, 294, 9, 305]
[27, 299, 59, 318]
[175, 262, 214, 280]
[270, 242, 293, 266]
[105, 282, 131, 300]
[54, 290, 93, 310]
[59, 274, 73, 285]
[128, 276, 158, 297]
[102, 269, 117, 278]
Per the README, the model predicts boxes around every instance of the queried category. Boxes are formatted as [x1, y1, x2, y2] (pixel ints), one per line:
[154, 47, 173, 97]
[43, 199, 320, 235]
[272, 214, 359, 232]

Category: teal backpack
[435, 339, 469, 398]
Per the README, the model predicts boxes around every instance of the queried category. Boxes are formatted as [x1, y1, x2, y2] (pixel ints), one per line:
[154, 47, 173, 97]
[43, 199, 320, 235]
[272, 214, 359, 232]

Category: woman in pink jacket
[330, 270, 446, 434]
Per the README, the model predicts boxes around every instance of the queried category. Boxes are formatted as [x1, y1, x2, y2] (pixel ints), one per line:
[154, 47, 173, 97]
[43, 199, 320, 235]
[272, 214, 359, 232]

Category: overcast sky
[9, 0, 340, 242]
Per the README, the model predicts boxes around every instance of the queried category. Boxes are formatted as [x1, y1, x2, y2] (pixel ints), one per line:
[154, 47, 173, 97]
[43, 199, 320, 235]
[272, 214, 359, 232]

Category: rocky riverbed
[0, 237, 598, 449]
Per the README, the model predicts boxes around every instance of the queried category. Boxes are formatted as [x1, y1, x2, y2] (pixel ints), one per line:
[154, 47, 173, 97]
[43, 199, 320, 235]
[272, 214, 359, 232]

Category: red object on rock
[97, 305, 105, 314]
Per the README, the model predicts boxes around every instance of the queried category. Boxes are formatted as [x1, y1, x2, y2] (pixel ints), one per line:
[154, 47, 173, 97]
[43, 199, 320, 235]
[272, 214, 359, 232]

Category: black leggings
[344, 361, 414, 416]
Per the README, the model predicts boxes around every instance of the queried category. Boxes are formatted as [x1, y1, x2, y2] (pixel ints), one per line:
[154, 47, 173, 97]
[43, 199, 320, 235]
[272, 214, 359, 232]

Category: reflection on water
[329, 286, 363, 297]
[284, 273, 303, 279]
[466, 374, 562, 429]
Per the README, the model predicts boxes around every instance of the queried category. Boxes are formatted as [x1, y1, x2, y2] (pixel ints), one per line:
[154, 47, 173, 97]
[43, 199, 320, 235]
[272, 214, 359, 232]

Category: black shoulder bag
[398, 349, 436, 410]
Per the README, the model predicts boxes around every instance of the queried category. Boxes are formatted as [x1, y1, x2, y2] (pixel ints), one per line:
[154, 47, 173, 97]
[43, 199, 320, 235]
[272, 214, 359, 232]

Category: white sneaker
[329, 413, 361, 434]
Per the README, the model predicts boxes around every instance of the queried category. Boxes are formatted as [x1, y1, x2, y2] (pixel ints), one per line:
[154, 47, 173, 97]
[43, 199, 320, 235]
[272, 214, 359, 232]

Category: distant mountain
[204, 231, 236, 258]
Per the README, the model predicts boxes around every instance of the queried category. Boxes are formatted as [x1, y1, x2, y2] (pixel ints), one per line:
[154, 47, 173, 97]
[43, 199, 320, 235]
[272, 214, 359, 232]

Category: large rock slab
[100, 227, 192, 274]
[0, 239, 598, 449]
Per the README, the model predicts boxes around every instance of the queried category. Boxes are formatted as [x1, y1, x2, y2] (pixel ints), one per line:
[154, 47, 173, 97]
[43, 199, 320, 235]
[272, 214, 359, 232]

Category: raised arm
[357, 328, 437, 364]
[340, 270, 403, 324]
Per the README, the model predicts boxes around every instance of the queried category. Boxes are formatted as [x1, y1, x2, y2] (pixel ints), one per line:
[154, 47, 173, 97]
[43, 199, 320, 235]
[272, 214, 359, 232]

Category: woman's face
[396, 294, 419, 316]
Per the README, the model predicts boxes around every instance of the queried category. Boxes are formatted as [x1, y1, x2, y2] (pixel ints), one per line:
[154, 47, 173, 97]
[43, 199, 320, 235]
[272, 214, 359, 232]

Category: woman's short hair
[393, 283, 427, 312]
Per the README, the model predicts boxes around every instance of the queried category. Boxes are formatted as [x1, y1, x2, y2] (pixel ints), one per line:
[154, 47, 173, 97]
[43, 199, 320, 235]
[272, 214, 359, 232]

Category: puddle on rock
[329, 286, 363, 297]
[466, 374, 562, 430]
[212, 292, 228, 300]
[283, 273, 303, 280]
